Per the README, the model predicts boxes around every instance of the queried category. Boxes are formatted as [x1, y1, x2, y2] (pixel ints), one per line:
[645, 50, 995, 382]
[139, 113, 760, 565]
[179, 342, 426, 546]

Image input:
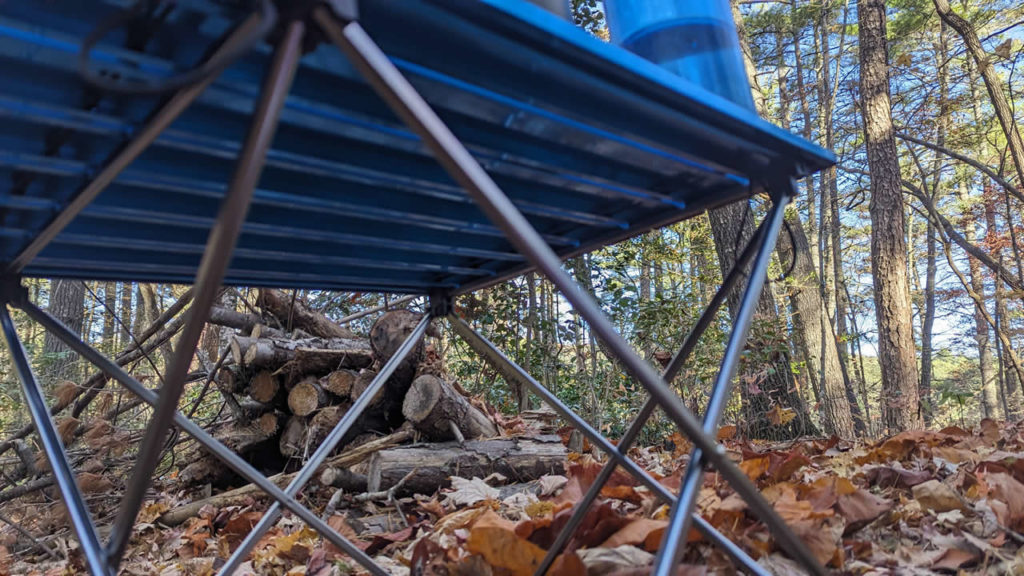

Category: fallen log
[365, 436, 566, 495]
[256, 289, 354, 339]
[309, 404, 348, 445]
[159, 428, 413, 527]
[319, 467, 368, 492]
[216, 366, 247, 394]
[207, 307, 281, 337]
[243, 336, 373, 373]
[402, 375, 497, 441]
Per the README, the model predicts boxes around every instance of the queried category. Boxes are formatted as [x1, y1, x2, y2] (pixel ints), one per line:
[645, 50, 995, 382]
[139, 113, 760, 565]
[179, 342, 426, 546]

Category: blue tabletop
[0, 0, 834, 294]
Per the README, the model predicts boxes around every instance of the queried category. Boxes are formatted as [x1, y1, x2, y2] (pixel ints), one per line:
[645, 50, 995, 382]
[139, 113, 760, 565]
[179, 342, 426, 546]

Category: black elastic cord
[78, 0, 277, 94]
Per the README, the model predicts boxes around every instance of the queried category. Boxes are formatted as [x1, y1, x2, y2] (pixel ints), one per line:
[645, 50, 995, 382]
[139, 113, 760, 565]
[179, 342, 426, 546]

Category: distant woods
[1, 0, 1022, 444]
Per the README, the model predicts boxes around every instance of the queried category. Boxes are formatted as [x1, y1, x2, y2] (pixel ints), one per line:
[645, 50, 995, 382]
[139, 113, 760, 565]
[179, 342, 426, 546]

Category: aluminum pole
[653, 190, 792, 574]
[16, 298, 384, 575]
[316, 11, 823, 574]
[450, 317, 767, 576]
[536, 214, 773, 576]
[0, 305, 107, 576]
[105, 21, 306, 568]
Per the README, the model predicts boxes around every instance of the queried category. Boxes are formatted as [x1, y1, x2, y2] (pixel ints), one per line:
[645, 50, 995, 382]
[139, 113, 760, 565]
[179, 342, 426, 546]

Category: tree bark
[42, 279, 85, 385]
[402, 375, 498, 441]
[256, 288, 354, 339]
[708, 203, 816, 439]
[859, 0, 922, 431]
[776, 213, 858, 438]
[365, 436, 566, 495]
[933, 0, 1024, 189]
[241, 336, 373, 373]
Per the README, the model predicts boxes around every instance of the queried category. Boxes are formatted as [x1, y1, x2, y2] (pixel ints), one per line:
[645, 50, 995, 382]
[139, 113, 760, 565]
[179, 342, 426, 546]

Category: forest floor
[5, 417, 1024, 576]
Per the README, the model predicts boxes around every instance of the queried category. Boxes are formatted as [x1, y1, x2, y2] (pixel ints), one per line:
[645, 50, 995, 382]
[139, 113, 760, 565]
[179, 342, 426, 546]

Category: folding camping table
[0, 1, 834, 574]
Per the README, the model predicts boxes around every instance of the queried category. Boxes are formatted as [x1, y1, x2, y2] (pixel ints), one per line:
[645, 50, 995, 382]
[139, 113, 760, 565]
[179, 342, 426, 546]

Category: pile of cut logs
[178, 289, 545, 490]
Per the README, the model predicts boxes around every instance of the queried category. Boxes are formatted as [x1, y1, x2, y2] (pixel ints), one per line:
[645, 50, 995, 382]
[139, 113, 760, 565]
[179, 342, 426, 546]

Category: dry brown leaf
[981, 472, 1024, 530]
[599, 518, 668, 549]
[466, 526, 545, 576]
[717, 425, 737, 441]
[740, 456, 770, 481]
[980, 418, 1001, 444]
[444, 476, 500, 507]
[576, 546, 654, 574]
[54, 380, 79, 409]
[912, 480, 967, 514]
[836, 487, 891, 534]
[931, 546, 979, 571]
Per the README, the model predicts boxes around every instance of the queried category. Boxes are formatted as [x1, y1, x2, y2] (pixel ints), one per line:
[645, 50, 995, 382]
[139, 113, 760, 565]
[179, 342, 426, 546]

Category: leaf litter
[7, 418, 1024, 574]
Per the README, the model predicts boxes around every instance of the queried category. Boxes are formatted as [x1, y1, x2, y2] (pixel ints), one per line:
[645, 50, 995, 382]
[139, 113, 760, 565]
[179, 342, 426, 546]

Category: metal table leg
[104, 21, 306, 568]
[16, 297, 385, 576]
[216, 314, 433, 576]
[315, 9, 823, 574]
[653, 188, 793, 574]
[535, 213, 773, 575]
[0, 305, 107, 576]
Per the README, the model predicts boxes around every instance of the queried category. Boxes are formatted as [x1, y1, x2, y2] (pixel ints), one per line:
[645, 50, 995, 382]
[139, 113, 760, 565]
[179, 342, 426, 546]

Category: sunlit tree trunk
[859, 0, 922, 431]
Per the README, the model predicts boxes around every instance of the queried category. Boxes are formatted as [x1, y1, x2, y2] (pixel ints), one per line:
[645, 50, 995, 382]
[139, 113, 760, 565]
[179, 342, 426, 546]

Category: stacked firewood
[180, 289, 500, 485]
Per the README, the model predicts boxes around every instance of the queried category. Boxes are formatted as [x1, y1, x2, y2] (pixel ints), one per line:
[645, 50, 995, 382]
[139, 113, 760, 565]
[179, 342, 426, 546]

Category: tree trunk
[933, 0, 1024, 189]
[776, 213, 858, 439]
[859, 0, 922, 431]
[42, 279, 85, 385]
[256, 288, 354, 339]
[102, 281, 117, 352]
[985, 194, 1024, 420]
[708, 203, 816, 439]
[921, 221, 937, 427]
[957, 184, 1000, 419]
[240, 336, 373, 373]
[119, 282, 133, 346]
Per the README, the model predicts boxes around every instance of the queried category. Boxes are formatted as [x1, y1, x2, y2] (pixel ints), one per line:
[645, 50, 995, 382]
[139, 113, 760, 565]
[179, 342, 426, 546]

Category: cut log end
[288, 378, 325, 417]
[249, 371, 279, 404]
[322, 369, 357, 398]
[402, 374, 498, 441]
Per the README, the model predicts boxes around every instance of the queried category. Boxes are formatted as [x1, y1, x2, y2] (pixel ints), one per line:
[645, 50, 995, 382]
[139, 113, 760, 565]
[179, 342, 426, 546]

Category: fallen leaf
[837, 488, 891, 534]
[466, 526, 545, 576]
[576, 546, 654, 574]
[444, 476, 500, 507]
[600, 518, 668, 549]
[912, 480, 966, 513]
[740, 456, 770, 481]
[864, 465, 931, 489]
[538, 475, 568, 497]
[932, 547, 978, 571]
[717, 425, 737, 441]
[57, 417, 80, 444]
[77, 472, 113, 494]
[980, 472, 1024, 530]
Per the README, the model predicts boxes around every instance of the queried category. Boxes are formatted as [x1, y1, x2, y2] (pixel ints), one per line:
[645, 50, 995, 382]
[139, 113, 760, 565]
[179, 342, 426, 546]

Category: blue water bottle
[605, 0, 756, 111]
